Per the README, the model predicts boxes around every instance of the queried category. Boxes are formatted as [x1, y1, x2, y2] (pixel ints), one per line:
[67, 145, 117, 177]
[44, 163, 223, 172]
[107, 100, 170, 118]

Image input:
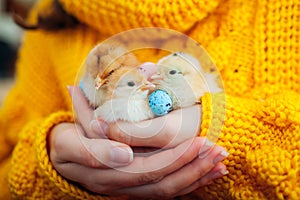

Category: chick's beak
[141, 82, 156, 91]
[95, 77, 107, 90]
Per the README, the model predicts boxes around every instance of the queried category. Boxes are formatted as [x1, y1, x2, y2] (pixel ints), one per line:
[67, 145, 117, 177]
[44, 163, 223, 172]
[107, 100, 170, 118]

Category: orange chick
[80, 43, 139, 107]
[95, 66, 155, 122]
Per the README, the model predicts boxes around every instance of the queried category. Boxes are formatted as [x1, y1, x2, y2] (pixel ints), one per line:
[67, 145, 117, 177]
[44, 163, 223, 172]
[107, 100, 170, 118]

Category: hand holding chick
[80, 45, 221, 122]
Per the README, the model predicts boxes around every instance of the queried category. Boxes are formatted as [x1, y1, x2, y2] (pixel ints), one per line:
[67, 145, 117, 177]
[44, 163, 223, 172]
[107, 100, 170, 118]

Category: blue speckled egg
[148, 90, 173, 116]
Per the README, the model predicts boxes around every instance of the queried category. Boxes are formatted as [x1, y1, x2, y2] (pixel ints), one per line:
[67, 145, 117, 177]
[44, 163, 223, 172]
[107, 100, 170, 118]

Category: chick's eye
[127, 81, 135, 87]
[169, 70, 177, 75]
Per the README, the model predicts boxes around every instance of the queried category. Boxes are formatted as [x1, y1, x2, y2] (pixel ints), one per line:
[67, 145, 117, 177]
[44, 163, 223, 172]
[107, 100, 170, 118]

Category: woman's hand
[49, 123, 228, 198]
[48, 86, 228, 198]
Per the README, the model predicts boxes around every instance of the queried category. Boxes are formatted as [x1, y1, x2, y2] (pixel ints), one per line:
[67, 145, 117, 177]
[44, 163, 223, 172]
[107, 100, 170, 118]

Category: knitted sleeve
[0, 30, 65, 199]
[0, 26, 68, 199]
[0, 31, 122, 199]
[58, 0, 223, 35]
[0, 30, 67, 165]
[0, 31, 69, 198]
[196, 92, 300, 199]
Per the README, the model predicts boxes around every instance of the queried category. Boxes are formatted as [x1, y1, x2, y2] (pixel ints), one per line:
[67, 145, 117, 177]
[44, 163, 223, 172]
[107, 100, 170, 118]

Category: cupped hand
[49, 124, 228, 198]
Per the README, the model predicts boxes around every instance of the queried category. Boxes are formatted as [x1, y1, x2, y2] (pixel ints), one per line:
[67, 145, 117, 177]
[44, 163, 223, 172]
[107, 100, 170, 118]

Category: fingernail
[198, 139, 214, 158]
[213, 150, 229, 164]
[211, 168, 229, 179]
[110, 147, 133, 164]
[90, 119, 108, 138]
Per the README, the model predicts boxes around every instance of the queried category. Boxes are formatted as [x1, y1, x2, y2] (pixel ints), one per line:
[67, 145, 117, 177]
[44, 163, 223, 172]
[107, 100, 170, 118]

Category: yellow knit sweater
[0, 0, 299, 199]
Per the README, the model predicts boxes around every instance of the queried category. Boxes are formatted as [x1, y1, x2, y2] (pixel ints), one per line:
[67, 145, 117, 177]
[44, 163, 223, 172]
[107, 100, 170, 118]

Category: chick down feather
[152, 52, 222, 110]
[94, 67, 155, 122]
[80, 43, 140, 108]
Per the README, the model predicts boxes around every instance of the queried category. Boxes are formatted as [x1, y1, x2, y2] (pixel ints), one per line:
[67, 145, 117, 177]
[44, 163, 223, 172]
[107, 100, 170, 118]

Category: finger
[174, 162, 228, 197]
[58, 163, 227, 197]
[106, 105, 201, 148]
[68, 86, 105, 138]
[55, 137, 206, 193]
[113, 143, 227, 198]
[50, 123, 133, 169]
[114, 139, 226, 191]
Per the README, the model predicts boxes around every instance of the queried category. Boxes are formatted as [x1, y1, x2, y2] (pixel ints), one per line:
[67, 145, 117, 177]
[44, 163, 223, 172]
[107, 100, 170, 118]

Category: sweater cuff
[35, 111, 81, 197]
[35, 111, 95, 199]
[199, 92, 226, 143]
[35, 111, 126, 199]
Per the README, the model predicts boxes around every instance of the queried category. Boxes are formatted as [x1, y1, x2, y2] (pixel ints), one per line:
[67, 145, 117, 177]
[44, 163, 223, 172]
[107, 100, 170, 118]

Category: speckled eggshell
[148, 90, 173, 116]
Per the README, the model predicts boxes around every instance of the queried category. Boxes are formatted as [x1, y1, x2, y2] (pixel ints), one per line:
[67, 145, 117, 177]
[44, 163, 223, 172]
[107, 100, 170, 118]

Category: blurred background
[0, 0, 36, 105]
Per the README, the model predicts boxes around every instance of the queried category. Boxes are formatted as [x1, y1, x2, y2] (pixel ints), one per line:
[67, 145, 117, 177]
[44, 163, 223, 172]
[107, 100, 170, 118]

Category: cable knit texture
[0, 0, 299, 199]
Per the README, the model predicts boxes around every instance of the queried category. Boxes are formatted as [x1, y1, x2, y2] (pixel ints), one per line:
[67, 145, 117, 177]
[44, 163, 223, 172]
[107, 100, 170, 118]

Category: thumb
[51, 123, 133, 169]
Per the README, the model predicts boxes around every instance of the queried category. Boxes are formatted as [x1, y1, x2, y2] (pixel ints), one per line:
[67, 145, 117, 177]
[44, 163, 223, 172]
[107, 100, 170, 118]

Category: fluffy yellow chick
[80, 43, 139, 108]
[95, 66, 155, 122]
[151, 52, 222, 109]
